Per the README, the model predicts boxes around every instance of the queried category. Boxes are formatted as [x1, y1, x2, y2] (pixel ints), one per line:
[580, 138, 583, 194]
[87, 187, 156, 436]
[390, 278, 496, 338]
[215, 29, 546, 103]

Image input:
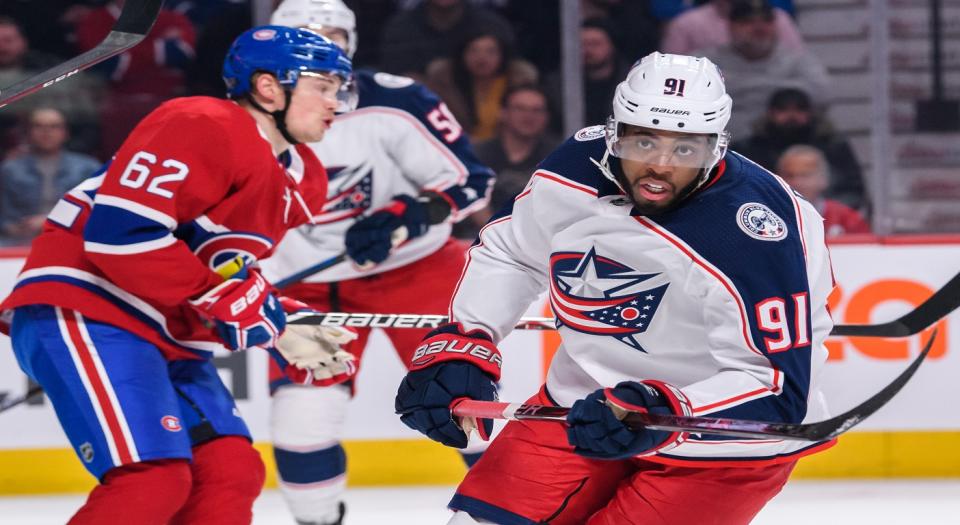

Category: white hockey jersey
[261, 70, 494, 284]
[453, 126, 836, 466]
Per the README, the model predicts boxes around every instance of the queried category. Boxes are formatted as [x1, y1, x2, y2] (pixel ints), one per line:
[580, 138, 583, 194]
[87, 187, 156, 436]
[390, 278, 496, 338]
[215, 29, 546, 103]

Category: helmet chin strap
[246, 88, 300, 146]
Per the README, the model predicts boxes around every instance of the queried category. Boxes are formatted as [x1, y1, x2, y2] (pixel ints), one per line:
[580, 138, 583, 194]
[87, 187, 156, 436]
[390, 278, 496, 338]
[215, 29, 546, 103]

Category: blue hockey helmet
[222, 25, 353, 105]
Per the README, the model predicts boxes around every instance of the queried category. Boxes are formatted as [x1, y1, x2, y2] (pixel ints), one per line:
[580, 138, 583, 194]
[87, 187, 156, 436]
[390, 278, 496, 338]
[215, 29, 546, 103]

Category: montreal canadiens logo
[193, 230, 274, 271]
[161, 416, 182, 432]
[549, 247, 669, 352]
[253, 29, 276, 41]
[574, 125, 605, 142]
[736, 203, 788, 241]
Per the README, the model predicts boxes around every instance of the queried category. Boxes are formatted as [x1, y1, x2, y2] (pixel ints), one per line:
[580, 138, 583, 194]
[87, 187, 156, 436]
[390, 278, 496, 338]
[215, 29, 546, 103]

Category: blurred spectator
[379, 0, 514, 79]
[0, 1, 99, 59]
[661, 0, 804, 56]
[74, 0, 197, 158]
[699, 0, 830, 140]
[455, 85, 559, 239]
[345, 0, 401, 68]
[0, 16, 104, 157]
[75, 1, 196, 97]
[777, 145, 871, 237]
[426, 30, 538, 142]
[545, 18, 631, 129]
[580, 0, 660, 63]
[0, 108, 100, 244]
[496, 0, 560, 77]
[733, 88, 868, 210]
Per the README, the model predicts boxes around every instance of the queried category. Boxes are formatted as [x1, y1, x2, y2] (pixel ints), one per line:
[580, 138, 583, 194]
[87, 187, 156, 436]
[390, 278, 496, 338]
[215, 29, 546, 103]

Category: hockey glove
[345, 193, 450, 267]
[270, 297, 359, 386]
[189, 261, 285, 351]
[395, 324, 500, 448]
[566, 380, 691, 460]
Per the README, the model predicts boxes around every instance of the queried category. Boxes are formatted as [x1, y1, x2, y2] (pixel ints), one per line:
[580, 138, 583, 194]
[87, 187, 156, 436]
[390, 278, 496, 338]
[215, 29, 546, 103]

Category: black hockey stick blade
[0, 384, 43, 414]
[830, 270, 960, 338]
[623, 329, 937, 440]
[0, 0, 163, 108]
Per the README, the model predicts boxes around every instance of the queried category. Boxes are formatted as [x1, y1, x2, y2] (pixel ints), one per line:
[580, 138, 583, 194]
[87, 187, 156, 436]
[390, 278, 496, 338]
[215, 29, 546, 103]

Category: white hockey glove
[274, 323, 359, 387]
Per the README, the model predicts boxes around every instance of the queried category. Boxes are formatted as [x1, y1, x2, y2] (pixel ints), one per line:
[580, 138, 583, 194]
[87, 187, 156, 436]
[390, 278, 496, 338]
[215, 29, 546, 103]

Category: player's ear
[250, 72, 283, 109]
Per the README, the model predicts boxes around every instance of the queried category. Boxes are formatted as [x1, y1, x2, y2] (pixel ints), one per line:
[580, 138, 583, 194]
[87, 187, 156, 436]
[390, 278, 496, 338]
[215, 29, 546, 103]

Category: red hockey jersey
[1, 97, 328, 361]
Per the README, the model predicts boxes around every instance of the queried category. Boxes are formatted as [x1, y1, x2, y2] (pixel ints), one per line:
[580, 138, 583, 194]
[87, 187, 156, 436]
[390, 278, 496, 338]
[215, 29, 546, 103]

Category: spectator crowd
[0, 0, 871, 246]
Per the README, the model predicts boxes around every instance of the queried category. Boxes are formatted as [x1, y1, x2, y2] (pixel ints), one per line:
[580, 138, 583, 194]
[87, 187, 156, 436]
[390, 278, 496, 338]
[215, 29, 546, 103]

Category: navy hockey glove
[395, 324, 500, 448]
[345, 193, 451, 266]
[189, 257, 286, 350]
[566, 380, 690, 460]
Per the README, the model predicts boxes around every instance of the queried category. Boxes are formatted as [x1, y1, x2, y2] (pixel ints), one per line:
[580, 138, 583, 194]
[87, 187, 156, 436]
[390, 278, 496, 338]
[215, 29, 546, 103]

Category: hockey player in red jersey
[395, 52, 838, 524]
[1, 26, 358, 525]
[262, 2, 495, 523]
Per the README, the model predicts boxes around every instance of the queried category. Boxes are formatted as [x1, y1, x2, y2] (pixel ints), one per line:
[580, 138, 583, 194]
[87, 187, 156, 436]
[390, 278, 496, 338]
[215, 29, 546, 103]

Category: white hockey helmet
[271, 0, 358, 58]
[605, 52, 732, 172]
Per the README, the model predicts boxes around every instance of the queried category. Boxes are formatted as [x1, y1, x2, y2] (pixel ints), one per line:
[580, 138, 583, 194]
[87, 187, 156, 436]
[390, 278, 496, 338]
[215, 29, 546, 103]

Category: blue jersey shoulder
[536, 126, 620, 197]
[355, 69, 442, 115]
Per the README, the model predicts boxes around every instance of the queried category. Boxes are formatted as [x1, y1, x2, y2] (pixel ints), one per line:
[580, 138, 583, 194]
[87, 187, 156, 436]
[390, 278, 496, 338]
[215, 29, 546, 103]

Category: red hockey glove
[189, 260, 285, 350]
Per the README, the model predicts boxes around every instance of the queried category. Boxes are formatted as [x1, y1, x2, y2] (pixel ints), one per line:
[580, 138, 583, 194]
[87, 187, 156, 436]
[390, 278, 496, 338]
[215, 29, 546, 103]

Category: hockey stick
[289, 269, 960, 335]
[273, 227, 409, 289]
[830, 269, 960, 337]
[451, 330, 937, 441]
[274, 253, 347, 289]
[0, 0, 163, 108]
[0, 384, 43, 414]
[288, 269, 960, 336]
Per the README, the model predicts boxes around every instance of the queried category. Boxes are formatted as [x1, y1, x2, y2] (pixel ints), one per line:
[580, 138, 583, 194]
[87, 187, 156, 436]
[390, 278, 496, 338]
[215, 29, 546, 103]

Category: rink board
[1, 239, 960, 493]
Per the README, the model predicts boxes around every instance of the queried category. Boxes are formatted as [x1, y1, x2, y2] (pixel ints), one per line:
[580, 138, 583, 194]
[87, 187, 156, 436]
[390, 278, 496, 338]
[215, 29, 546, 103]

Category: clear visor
[300, 70, 358, 113]
[605, 120, 726, 169]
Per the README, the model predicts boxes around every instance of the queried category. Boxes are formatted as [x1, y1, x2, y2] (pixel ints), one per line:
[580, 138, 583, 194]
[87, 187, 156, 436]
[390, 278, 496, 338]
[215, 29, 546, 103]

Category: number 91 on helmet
[605, 53, 731, 172]
[222, 25, 357, 113]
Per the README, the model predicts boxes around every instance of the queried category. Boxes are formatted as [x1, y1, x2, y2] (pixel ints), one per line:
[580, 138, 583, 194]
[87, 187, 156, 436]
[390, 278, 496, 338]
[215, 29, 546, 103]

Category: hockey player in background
[0, 27, 359, 525]
[396, 52, 837, 524]
[261, 2, 495, 524]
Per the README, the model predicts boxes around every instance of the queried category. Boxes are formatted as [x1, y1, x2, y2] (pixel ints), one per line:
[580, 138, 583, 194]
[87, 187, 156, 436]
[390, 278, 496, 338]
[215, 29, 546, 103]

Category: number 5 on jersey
[119, 151, 189, 198]
[755, 292, 810, 353]
[427, 102, 462, 143]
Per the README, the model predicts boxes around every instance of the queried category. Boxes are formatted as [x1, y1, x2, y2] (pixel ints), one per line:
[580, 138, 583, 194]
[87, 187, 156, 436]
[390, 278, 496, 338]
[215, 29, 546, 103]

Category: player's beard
[621, 168, 704, 216]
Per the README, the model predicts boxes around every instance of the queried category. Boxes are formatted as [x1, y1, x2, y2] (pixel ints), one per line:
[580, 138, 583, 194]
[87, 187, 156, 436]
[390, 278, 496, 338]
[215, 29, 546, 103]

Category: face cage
[603, 117, 729, 171]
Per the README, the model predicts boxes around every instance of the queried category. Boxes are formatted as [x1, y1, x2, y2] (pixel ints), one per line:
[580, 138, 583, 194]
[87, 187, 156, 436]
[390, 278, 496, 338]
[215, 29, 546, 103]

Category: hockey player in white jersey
[395, 52, 837, 524]
[262, 1, 495, 524]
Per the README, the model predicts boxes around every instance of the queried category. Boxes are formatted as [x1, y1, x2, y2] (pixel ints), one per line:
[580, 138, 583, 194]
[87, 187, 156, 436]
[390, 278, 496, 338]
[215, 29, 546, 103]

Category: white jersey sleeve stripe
[85, 235, 177, 255]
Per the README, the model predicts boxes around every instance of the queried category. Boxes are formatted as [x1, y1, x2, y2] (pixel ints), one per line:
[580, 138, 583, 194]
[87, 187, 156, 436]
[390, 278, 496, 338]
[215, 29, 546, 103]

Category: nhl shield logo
[79, 442, 94, 463]
[736, 203, 788, 241]
[549, 247, 669, 352]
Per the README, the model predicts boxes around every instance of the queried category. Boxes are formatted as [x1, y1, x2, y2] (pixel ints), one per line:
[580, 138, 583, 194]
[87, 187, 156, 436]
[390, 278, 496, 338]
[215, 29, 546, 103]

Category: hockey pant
[448, 388, 796, 525]
[10, 305, 264, 524]
[270, 240, 484, 524]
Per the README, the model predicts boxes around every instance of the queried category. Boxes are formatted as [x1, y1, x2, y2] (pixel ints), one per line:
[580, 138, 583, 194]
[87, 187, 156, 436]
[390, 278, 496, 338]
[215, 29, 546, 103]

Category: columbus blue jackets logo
[550, 248, 669, 351]
[574, 125, 605, 142]
[314, 164, 373, 224]
[736, 203, 788, 241]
